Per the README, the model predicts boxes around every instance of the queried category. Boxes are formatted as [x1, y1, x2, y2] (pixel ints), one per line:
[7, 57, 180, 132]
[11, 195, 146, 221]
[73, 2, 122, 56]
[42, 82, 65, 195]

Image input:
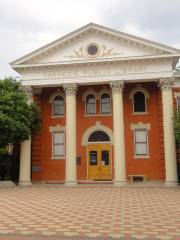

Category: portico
[10, 23, 180, 185]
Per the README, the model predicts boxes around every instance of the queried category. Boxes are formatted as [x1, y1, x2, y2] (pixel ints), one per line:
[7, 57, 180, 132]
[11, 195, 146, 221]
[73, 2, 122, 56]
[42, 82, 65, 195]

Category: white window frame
[129, 86, 150, 115]
[49, 91, 65, 118]
[85, 93, 96, 115]
[82, 89, 98, 116]
[131, 123, 150, 159]
[51, 131, 66, 160]
[100, 92, 112, 115]
[52, 95, 65, 117]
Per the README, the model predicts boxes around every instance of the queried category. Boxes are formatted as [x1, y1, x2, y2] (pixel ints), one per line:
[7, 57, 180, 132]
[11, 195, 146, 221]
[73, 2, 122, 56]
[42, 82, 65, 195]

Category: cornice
[11, 54, 178, 71]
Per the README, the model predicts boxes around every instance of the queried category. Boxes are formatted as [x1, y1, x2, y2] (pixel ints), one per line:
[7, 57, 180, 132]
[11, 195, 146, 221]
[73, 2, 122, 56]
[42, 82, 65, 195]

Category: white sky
[0, 0, 180, 78]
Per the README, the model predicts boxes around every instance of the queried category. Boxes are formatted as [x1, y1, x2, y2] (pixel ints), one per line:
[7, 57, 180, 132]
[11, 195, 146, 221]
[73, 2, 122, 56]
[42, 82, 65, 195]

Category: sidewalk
[0, 185, 179, 239]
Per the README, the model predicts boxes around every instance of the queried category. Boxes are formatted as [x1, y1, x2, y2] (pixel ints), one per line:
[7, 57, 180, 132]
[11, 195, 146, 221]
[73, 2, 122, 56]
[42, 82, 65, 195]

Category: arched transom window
[88, 131, 110, 142]
[101, 93, 111, 114]
[86, 94, 96, 114]
[53, 95, 65, 116]
[133, 91, 146, 112]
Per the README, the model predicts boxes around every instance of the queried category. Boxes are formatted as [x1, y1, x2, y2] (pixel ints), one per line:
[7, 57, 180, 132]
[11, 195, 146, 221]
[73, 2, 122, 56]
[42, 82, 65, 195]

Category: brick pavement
[0, 185, 179, 240]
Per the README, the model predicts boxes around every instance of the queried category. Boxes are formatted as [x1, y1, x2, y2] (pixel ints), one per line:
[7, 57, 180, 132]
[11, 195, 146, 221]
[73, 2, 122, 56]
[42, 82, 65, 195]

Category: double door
[88, 144, 112, 180]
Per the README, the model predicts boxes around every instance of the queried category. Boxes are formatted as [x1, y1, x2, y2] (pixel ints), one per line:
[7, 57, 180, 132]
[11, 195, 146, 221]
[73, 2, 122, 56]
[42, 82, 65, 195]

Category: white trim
[132, 112, 148, 115]
[131, 123, 151, 158]
[81, 123, 114, 146]
[129, 86, 150, 99]
[51, 131, 66, 160]
[133, 155, 150, 159]
[133, 128, 149, 158]
[85, 93, 97, 115]
[49, 125, 66, 132]
[131, 123, 151, 130]
[99, 89, 112, 114]
[84, 113, 112, 117]
[49, 92, 65, 118]
[49, 91, 65, 103]
[129, 86, 149, 113]
[82, 88, 98, 101]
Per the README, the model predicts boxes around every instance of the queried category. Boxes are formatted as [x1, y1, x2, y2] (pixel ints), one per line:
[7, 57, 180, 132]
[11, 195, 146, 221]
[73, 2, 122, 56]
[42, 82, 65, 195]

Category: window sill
[85, 113, 112, 117]
[51, 156, 65, 160]
[51, 115, 65, 118]
[132, 112, 148, 115]
[134, 155, 150, 159]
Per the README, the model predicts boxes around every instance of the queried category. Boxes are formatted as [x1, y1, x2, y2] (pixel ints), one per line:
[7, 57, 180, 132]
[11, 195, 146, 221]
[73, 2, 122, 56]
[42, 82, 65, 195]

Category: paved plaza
[0, 185, 179, 240]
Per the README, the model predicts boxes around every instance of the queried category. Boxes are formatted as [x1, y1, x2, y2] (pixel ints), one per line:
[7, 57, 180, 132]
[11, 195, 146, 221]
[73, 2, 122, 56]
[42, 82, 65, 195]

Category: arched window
[88, 131, 110, 142]
[53, 95, 64, 116]
[86, 94, 96, 114]
[101, 93, 111, 114]
[133, 91, 146, 112]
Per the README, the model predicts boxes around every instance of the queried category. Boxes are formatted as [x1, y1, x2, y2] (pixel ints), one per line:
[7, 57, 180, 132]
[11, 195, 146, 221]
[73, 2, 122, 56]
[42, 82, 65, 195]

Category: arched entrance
[87, 131, 112, 180]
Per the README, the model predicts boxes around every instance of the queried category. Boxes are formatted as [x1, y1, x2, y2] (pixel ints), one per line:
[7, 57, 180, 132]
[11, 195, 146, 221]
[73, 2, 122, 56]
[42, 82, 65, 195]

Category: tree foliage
[174, 106, 180, 142]
[0, 78, 41, 148]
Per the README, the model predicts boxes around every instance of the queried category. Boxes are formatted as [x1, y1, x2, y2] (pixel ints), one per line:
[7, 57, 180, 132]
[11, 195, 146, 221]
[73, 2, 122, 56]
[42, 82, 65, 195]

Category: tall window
[101, 93, 111, 114]
[53, 96, 64, 116]
[133, 91, 146, 112]
[52, 132, 65, 158]
[86, 94, 96, 114]
[134, 129, 148, 156]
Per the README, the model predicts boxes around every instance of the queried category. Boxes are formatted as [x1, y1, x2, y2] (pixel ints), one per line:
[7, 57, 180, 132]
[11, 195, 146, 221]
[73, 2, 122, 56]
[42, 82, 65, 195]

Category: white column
[63, 83, 77, 185]
[110, 81, 126, 185]
[19, 86, 32, 186]
[159, 78, 178, 186]
[19, 138, 31, 186]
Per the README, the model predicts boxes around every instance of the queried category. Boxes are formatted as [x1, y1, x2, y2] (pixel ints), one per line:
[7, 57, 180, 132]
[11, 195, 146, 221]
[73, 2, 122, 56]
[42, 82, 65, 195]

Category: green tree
[175, 106, 180, 142]
[0, 78, 41, 149]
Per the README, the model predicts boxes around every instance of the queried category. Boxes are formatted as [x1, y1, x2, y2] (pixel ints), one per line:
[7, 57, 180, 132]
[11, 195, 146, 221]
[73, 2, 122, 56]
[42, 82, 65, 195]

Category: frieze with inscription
[43, 65, 147, 79]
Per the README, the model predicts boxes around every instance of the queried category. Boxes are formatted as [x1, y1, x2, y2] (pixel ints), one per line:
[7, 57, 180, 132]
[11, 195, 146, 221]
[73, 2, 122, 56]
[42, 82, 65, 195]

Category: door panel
[88, 144, 112, 180]
[88, 145, 100, 180]
[99, 144, 112, 180]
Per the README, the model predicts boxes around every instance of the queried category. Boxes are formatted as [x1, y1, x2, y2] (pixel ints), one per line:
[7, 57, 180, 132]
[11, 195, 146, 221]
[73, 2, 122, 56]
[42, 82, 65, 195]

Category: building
[10, 23, 180, 186]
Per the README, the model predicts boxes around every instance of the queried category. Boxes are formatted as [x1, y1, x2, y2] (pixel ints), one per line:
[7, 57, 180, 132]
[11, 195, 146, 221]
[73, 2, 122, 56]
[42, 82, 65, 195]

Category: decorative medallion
[65, 43, 122, 59]
[86, 43, 100, 58]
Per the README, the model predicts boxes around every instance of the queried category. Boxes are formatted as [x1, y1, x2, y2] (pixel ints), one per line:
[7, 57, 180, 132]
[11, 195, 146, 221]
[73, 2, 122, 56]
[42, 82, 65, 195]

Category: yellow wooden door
[88, 144, 111, 180]
[88, 144, 100, 180]
[99, 144, 112, 180]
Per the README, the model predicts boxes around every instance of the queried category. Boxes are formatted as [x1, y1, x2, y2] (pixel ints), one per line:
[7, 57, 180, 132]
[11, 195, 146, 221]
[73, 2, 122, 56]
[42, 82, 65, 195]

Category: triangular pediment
[11, 23, 180, 66]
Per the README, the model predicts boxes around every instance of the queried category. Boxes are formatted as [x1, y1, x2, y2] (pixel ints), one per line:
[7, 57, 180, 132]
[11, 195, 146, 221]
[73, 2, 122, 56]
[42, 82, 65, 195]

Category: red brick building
[10, 23, 180, 185]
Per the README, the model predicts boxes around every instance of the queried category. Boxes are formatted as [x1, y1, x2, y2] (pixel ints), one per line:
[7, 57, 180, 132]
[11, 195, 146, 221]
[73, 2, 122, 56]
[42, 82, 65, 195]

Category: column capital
[63, 83, 77, 96]
[158, 78, 174, 90]
[110, 81, 124, 93]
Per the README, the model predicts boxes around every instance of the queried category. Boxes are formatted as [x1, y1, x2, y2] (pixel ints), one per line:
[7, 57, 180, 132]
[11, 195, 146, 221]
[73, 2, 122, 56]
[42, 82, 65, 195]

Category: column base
[65, 181, 77, 186]
[113, 181, 127, 186]
[165, 181, 178, 187]
[19, 181, 32, 186]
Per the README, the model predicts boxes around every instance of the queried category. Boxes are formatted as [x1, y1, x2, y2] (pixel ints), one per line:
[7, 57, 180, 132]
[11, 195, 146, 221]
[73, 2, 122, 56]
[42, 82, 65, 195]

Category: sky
[0, 0, 180, 78]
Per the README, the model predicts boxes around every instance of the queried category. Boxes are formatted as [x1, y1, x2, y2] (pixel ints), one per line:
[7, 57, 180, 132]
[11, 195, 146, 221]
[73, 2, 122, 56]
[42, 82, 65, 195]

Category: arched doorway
[87, 131, 112, 180]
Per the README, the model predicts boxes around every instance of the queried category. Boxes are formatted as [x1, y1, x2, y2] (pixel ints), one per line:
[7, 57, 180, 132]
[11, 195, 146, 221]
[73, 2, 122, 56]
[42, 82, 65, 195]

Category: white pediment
[11, 23, 180, 67]
[24, 32, 165, 64]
